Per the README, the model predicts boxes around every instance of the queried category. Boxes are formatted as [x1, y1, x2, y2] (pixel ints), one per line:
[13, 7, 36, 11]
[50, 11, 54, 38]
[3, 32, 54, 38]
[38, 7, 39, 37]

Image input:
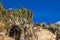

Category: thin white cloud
[55, 21, 60, 24]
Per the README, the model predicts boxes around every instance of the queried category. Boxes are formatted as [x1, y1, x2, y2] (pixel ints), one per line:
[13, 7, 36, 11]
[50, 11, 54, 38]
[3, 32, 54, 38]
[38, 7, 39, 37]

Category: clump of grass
[0, 26, 4, 32]
[4, 23, 11, 35]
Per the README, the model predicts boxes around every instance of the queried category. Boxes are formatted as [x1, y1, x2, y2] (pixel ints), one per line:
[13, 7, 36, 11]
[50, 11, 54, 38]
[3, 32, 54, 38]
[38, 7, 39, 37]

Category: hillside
[0, 3, 60, 40]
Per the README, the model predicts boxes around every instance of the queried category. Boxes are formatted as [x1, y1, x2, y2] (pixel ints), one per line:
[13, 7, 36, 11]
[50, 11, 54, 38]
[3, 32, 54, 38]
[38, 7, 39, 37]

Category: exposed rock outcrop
[34, 27, 56, 40]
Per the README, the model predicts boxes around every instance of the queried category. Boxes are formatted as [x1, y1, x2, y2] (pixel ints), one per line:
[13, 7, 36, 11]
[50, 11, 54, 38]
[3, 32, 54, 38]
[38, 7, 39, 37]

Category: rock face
[0, 26, 57, 40]
[0, 32, 14, 40]
[34, 27, 56, 40]
[0, 28, 57, 40]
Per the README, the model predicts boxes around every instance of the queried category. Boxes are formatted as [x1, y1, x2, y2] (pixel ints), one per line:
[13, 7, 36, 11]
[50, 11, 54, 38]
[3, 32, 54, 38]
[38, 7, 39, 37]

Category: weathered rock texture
[34, 27, 56, 40]
[0, 32, 14, 40]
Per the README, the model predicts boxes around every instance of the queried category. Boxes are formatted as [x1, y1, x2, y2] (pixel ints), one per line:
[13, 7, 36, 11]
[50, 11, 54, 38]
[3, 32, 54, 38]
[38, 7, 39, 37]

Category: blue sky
[1, 0, 60, 24]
